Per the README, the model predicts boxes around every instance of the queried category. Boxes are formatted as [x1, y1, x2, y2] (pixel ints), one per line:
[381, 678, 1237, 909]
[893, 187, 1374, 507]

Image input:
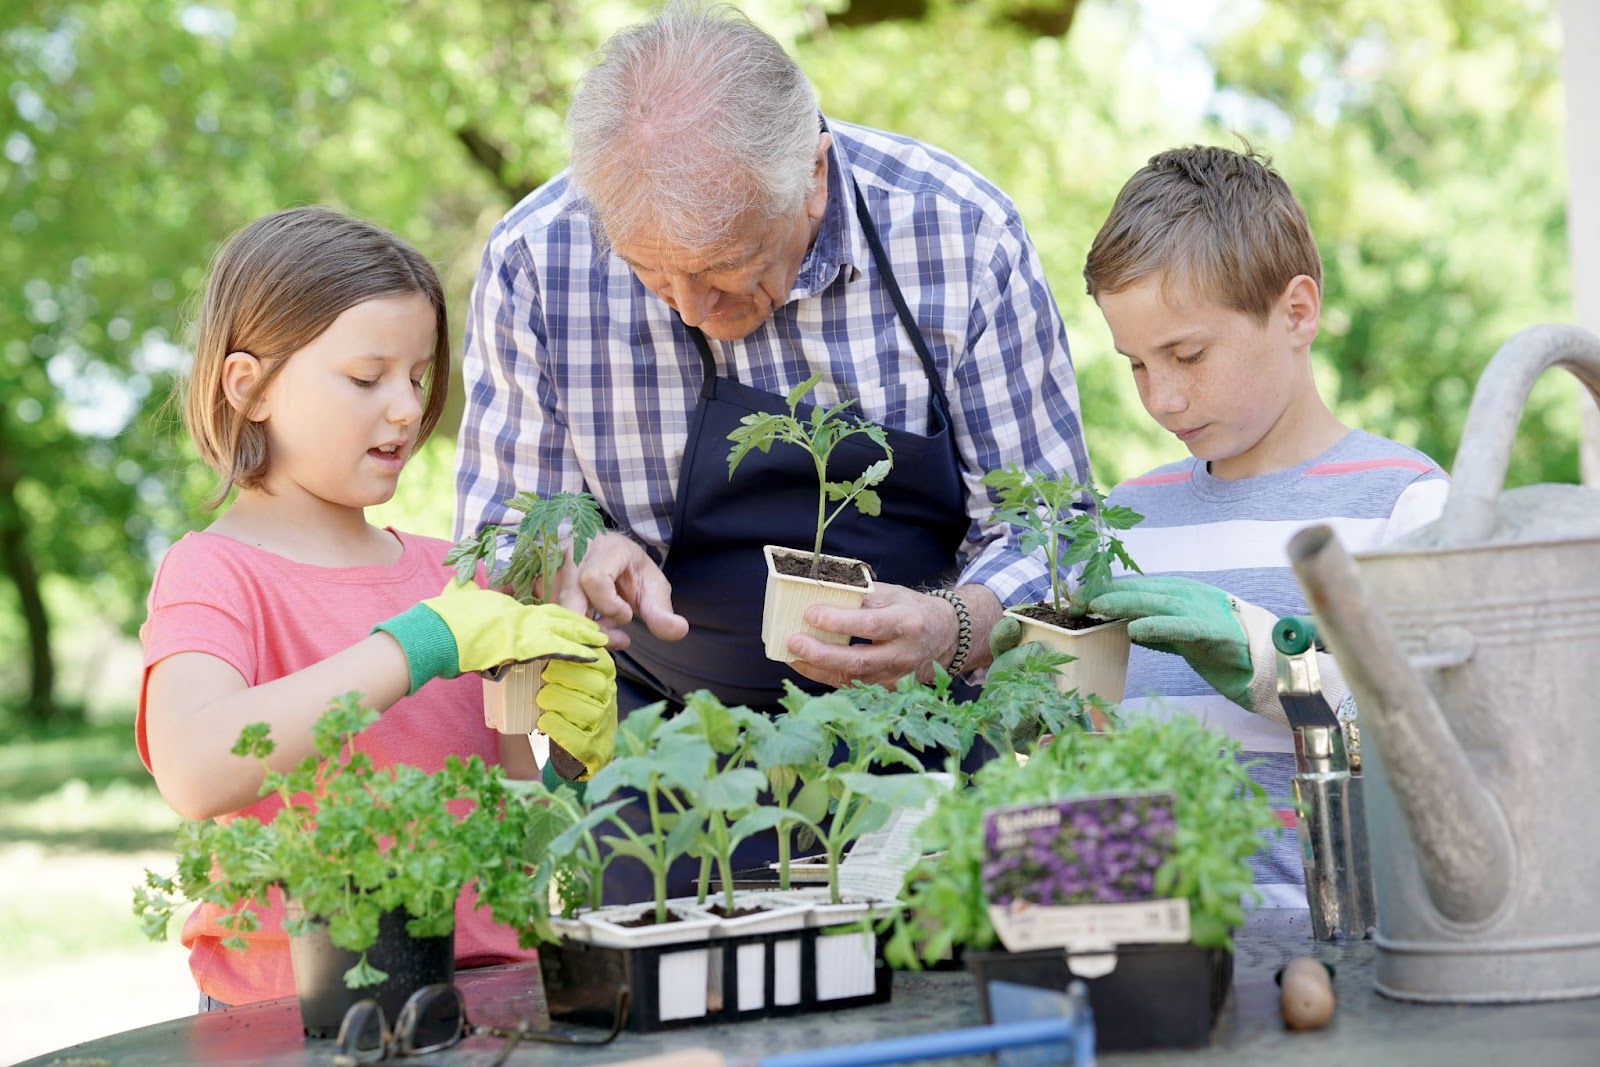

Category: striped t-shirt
[1109, 429, 1449, 906]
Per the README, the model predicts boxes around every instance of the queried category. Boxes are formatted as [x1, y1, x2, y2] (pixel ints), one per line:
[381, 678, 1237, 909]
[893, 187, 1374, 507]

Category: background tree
[0, 0, 1573, 723]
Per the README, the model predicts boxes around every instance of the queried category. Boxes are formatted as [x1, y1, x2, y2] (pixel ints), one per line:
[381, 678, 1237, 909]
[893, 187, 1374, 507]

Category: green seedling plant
[665, 694, 803, 914]
[744, 709, 835, 890]
[446, 490, 605, 603]
[981, 467, 1143, 615]
[582, 701, 708, 926]
[775, 684, 946, 905]
[518, 778, 634, 922]
[882, 713, 1278, 969]
[133, 693, 548, 988]
[970, 643, 1112, 758]
[727, 372, 893, 580]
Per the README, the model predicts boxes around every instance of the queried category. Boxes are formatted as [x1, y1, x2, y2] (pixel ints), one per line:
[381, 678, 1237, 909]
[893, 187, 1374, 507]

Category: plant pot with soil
[727, 372, 892, 663]
[982, 466, 1143, 713]
[445, 490, 604, 732]
[882, 714, 1278, 1051]
[133, 694, 551, 1037]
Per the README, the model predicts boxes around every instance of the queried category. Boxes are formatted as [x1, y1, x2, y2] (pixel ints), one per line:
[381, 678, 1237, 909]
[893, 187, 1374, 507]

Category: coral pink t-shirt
[138, 528, 538, 1006]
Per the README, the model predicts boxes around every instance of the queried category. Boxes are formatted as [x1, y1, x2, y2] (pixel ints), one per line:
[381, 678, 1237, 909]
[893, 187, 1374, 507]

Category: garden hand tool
[1085, 576, 1272, 711]
[373, 580, 606, 695]
[591, 981, 1094, 1067]
[1274, 615, 1375, 941]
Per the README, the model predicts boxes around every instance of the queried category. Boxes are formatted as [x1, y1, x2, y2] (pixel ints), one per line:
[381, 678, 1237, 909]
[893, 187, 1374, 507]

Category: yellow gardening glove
[373, 581, 606, 695]
[536, 653, 618, 779]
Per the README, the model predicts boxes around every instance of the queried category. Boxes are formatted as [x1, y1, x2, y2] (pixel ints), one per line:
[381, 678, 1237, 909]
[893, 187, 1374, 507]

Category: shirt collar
[790, 116, 864, 298]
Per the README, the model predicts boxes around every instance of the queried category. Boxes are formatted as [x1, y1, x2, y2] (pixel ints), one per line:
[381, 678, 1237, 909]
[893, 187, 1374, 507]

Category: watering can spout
[1288, 524, 1514, 927]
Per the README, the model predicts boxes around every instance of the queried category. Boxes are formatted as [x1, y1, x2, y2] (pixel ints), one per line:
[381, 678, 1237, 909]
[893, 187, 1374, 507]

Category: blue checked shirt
[454, 119, 1090, 607]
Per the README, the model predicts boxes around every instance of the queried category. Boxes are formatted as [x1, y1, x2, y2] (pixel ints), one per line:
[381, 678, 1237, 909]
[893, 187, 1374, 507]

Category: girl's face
[242, 293, 435, 513]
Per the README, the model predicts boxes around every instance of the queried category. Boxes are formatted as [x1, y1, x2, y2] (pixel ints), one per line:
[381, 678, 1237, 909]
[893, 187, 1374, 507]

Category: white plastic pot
[761, 545, 873, 663]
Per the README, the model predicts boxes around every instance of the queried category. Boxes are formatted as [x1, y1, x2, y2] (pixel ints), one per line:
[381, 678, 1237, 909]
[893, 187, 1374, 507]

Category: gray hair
[566, 0, 822, 253]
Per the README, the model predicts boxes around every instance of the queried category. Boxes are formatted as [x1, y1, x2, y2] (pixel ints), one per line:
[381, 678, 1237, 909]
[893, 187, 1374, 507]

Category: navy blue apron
[601, 181, 974, 902]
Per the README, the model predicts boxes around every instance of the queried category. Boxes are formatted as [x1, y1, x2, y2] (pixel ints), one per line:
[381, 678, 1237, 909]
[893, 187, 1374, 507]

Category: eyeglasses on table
[333, 981, 630, 1066]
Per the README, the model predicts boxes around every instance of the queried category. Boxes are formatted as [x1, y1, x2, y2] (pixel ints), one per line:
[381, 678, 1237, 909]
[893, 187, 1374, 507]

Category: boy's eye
[1176, 350, 1204, 365]
[1127, 361, 1146, 373]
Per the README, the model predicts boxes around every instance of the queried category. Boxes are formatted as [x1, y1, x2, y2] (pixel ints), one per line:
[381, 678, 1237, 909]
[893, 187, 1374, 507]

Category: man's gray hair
[566, 1, 822, 253]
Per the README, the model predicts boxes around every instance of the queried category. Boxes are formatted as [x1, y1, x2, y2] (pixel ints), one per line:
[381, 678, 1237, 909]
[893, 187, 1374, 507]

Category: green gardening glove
[373, 581, 607, 696]
[536, 653, 618, 780]
[1085, 576, 1256, 710]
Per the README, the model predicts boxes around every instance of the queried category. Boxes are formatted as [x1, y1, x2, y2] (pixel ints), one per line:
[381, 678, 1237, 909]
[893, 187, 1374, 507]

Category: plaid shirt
[455, 119, 1089, 606]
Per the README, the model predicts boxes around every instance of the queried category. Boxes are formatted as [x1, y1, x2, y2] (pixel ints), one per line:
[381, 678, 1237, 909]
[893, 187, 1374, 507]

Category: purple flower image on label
[982, 791, 1177, 907]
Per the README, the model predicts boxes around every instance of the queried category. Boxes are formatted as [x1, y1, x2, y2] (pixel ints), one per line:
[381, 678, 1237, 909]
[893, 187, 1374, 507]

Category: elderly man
[454, 2, 1089, 757]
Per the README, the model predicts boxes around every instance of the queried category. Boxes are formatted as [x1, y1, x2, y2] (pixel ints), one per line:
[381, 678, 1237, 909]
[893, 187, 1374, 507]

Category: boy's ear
[221, 351, 270, 421]
[1282, 274, 1320, 349]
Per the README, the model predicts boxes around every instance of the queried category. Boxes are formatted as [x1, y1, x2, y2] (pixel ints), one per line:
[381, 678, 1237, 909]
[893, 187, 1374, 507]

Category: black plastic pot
[966, 941, 1232, 1051]
[285, 901, 455, 1039]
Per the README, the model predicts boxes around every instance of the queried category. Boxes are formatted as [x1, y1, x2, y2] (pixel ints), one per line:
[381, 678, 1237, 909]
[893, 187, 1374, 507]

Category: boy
[1079, 145, 1448, 905]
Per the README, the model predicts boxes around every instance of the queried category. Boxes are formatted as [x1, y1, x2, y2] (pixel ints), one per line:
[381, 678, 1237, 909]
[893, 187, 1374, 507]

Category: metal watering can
[1287, 324, 1600, 1003]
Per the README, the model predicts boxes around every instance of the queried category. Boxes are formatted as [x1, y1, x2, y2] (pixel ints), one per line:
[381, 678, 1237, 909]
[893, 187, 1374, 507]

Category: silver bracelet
[929, 589, 972, 674]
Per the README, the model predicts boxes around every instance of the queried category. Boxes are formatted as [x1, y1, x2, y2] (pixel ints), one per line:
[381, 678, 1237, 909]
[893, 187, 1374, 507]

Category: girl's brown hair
[184, 206, 451, 509]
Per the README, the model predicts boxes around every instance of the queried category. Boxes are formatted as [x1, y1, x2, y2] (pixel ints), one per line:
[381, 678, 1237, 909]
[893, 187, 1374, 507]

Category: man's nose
[664, 274, 718, 326]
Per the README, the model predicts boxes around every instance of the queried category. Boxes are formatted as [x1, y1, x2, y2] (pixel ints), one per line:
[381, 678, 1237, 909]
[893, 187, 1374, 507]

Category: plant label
[982, 791, 1191, 956]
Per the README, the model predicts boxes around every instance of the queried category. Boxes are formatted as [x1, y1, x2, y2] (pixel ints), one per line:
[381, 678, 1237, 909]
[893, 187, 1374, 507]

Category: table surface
[21, 910, 1600, 1067]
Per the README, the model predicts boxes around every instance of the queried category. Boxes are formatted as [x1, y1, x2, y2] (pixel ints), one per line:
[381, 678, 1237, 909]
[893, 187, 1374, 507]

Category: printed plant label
[983, 791, 1191, 954]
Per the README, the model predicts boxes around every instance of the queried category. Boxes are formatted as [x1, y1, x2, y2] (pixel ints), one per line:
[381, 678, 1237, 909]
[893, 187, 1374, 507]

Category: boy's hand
[536, 653, 618, 778]
[373, 582, 606, 695]
[1086, 576, 1260, 710]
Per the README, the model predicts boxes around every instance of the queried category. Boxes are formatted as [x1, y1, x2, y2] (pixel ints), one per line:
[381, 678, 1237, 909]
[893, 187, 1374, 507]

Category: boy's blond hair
[1083, 144, 1321, 323]
[184, 206, 452, 509]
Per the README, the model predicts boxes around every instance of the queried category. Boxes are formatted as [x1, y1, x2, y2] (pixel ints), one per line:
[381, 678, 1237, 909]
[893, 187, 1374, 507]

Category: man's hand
[560, 532, 689, 650]
[787, 582, 1002, 689]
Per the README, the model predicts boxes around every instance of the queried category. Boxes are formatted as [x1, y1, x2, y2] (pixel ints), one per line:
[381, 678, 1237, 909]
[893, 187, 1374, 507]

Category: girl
[138, 206, 617, 1009]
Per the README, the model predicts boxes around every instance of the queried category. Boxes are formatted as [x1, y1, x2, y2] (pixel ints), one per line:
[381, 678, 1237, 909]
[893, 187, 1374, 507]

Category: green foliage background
[0, 0, 1574, 722]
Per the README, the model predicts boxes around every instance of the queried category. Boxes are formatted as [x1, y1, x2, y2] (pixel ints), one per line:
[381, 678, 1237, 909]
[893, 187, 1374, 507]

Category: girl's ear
[221, 351, 269, 421]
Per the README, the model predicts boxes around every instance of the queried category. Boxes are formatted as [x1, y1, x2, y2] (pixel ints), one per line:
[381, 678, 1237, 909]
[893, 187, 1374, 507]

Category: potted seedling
[445, 490, 605, 733]
[882, 714, 1277, 1051]
[726, 372, 892, 662]
[132, 694, 550, 1038]
[982, 466, 1142, 708]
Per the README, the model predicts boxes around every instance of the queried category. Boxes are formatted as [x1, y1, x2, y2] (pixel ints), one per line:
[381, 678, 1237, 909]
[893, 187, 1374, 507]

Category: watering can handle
[1440, 324, 1600, 548]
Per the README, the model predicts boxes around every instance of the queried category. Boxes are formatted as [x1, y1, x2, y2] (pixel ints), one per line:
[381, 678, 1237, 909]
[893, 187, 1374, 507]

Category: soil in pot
[772, 552, 871, 587]
[610, 911, 703, 930]
[1012, 602, 1106, 630]
[286, 903, 454, 1039]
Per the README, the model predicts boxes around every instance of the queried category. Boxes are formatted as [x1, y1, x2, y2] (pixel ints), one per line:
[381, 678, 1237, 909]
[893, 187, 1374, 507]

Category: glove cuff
[371, 603, 461, 695]
[541, 754, 589, 802]
[1231, 597, 1288, 723]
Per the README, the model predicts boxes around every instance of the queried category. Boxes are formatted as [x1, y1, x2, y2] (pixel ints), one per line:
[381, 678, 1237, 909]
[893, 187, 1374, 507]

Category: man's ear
[1281, 274, 1320, 349]
[806, 132, 833, 222]
[221, 351, 270, 421]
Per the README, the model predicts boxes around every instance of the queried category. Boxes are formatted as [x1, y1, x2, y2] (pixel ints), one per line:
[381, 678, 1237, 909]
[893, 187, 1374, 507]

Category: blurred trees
[0, 0, 1573, 721]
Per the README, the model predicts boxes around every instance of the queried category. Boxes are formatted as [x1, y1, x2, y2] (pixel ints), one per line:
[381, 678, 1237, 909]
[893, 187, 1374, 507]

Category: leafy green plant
[727, 372, 893, 579]
[981, 467, 1143, 615]
[581, 701, 706, 925]
[882, 714, 1278, 969]
[446, 490, 605, 604]
[132, 694, 550, 988]
[774, 684, 945, 905]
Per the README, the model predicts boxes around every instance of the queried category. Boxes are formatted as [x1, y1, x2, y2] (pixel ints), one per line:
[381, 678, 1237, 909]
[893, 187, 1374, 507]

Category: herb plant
[882, 714, 1278, 968]
[446, 490, 605, 603]
[981, 467, 1143, 614]
[726, 372, 893, 579]
[133, 694, 549, 988]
